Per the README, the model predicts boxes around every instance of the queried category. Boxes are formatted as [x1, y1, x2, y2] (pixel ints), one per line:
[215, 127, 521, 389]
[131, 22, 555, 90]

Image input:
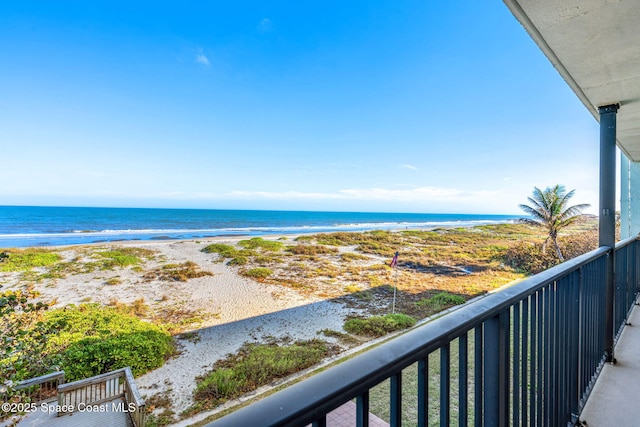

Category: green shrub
[201, 244, 238, 258]
[287, 244, 338, 255]
[228, 256, 249, 266]
[340, 252, 369, 262]
[143, 261, 213, 282]
[94, 250, 141, 269]
[0, 249, 61, 272]
[39, 304, 173, 381]
[241, 268, 273, 279]
[416, 292, 466, 311]
[343, 313, 416, 337]
[194, 340, 329, 407]
[238, 238, 283, 252]
[503, 231, 597, 274]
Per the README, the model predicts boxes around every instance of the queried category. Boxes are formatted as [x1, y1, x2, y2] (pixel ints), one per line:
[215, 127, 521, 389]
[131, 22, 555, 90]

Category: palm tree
[519, 185, 590, 261]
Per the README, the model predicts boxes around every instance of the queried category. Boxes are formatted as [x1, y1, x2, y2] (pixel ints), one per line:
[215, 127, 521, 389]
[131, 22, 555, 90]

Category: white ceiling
[503, 0, 640, 160]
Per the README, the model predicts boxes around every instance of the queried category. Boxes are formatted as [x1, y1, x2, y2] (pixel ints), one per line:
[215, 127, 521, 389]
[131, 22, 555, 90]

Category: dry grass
[197, 218, 598, 320]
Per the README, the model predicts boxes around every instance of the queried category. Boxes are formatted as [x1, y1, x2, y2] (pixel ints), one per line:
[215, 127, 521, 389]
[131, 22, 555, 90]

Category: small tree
[519, 185, 590, 261]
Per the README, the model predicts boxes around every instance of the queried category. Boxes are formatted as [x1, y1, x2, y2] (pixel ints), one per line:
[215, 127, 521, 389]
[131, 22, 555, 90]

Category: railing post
[483, 312, 508, 427]
[599, 103, 618, 363]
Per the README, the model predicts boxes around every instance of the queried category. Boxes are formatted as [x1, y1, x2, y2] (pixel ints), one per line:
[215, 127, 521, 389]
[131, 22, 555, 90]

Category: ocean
[0, 206, 521, 248]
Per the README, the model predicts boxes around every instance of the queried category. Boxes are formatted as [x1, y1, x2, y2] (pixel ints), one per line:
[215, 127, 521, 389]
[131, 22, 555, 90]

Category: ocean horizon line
[0, 204, 522, 216]
[0, 206, 523, 248]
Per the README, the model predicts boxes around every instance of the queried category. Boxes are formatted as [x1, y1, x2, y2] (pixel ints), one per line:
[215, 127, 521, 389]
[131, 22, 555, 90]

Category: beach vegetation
[1, 299, 173, 387]
[0, 289, 50, 405]
[318, 329, 360, 345]
[286, 244, 338, 256]
[504, 230, 598, 274]
[519, 185, 590, 261]
[343, 313, 416, 337]
[87, 247, 156, 271]
[241, 267, 273, 279]
[416, 292, 466, 311]
[0, 248, 61, 272]
[344, 284, 361, 293]
[201, 243, 238, 258]
[192, 339, 333, 411]
[143, 261, 213, 282]
[94, 250, 141, 269]
[227, 256, 249, 266]
[238, 237, 284, 252]
[340, 252, 369, 262]
[105, 276, 122, 285]
[254, 254, 283, 265]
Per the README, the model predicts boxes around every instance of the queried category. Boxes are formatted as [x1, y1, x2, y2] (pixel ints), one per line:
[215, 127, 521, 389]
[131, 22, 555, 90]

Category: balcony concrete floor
[580, 304, 640, 427]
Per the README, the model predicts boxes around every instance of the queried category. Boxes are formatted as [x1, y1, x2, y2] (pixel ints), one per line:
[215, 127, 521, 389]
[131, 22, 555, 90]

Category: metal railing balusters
[537, 288, 544, 426]
[513, 303, 521, 426]
[521, 296, 529, 427]
[356, 392, 369, 427]
[569, 267, 581, 423]
[529, 292, 537, 427]
[209, 239, 640, 427]
[390, 372, 402, 426]
[312, 416, 326, 427]
[440, 343, 450, 427]
[474, 325, 483, 427]
[459, 333, 469, 426]
[417, 357, 428, 427]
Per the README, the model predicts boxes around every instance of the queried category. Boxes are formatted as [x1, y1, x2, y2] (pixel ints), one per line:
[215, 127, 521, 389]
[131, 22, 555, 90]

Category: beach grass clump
[416, 292, 466, 312]
[227, 256, 249, 266]
[201, 243, 238, 258]
[94, 249, 142, 269]
[238, 237, 284, 252]
[0, 249, 61, 272]
[286, 244, 338, 256]
[344, 313, 416, 337]
[241, 267, 273, 279]
[144, 261, 213, 282]
[105, 276, 122, 285]
[309, 232, 358, 246]
[193, 339, 331, 409]
[201, 243, 256, 266]
[340, 252, 370, 262]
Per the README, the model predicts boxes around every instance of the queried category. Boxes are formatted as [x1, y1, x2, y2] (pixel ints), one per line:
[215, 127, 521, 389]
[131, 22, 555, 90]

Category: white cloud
[258, 18, 273, 33]
[226, 186, 501, 203]
[400, 164, 418, 170]
[196, 52, 210, 66]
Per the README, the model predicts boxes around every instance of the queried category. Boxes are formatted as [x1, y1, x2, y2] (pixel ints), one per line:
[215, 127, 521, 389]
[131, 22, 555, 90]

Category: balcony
[207, 236, 640, 426]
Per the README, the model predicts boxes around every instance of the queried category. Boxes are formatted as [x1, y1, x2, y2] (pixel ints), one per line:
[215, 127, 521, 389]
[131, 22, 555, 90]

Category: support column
[599, 103, 618, 363]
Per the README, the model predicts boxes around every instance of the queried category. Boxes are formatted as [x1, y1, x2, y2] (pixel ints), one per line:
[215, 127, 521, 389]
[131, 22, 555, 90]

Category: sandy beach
[2, 223, 549, 424]
[1, 235, 380, 421]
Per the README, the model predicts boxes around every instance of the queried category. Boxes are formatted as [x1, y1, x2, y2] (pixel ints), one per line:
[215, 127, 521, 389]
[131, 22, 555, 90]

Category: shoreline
[3, 220, 577, 423]
[0, 213, 522, 249]
[0, 219, 520, 250]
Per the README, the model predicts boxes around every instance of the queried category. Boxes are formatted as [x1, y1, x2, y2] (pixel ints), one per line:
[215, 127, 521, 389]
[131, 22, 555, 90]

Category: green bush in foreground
[17, 304, 173, 382]
[193, 339, 330, 408]
[344, 313, 417, 337]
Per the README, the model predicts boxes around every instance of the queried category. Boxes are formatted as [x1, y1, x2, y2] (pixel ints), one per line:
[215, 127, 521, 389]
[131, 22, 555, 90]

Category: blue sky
[0, 1, 604, 214]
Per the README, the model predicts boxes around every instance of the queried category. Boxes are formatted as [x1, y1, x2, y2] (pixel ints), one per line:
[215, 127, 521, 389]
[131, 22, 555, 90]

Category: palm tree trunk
[553, 238, 565, 262]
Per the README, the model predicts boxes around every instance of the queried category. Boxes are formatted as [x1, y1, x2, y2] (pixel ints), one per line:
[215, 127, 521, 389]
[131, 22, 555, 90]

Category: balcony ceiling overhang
[503, 0, 640, 161]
